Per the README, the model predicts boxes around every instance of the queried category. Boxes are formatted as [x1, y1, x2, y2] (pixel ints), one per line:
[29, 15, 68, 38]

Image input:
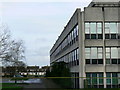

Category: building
[50, 0, 120, 88]
[2, 66, 46, 77]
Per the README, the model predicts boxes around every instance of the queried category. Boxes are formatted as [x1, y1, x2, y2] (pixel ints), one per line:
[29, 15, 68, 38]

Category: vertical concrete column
[78, 8, 85, 88]
[118, 2, 120, 87]
[102, 7, 106, 88]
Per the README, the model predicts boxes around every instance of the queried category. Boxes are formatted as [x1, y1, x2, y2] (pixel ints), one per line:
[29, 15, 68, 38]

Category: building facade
[50, 0, 120, 88]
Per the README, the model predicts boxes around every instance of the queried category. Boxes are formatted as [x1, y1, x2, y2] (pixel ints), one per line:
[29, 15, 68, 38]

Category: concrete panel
[84, 7, 103, 21]
[106, 65, 120, 72]
[85, 65, 104, 72]
[70, 66, 79, 72]
[85, 40, 103, 46]
[105, 40, 120, 46]
[105, 8, 119, 21]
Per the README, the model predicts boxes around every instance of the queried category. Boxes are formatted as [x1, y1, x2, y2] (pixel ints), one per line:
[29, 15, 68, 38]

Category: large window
[86, 73, 104, 88]
[85, 22, 102, 39]
[85, 47, 103, 64]
[106, 73, 119, 88]
[105, 22, 120, 39]
[105, 47, 120, 64]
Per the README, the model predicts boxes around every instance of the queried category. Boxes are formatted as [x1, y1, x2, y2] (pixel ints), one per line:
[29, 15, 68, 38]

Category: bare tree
[0, 24, 26, 66]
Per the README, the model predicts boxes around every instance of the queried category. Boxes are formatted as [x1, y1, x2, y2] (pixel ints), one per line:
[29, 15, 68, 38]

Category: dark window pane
[86, 59, 90, 64]
[77, 60, 79, 65]
[107, 85, 111, 88]
[118, 59, 120, 64]
[111, 59, 117, 64]
[105, 34, 110, 39]
[111, 34, 116, 39]
[98, 59, 103, 64]
[98, 34, 103, 39]
[99, 85, 104, 88]
[93, 85, 98, 88]
[112, 73, 117, 77]
[85, 34, 90, 39]
[112, 85, 118, 88]
[118, 35, 120, 39]
[92, 59, 97, 64]
[106, 59, 110, 64]
[91, 34, 96, 39]
[86, 73, 91, 77]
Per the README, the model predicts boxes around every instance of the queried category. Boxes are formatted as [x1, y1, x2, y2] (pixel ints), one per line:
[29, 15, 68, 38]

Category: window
[111, 59, 117, 64]
[98, 59, 103, 64]
[92, 59, 97, 64]
[91, 23, 96, 34]
[91, 48, 97, 59]
[91, 34, 96, 39]
[85, 22, 102, 39]
[86, 73, 104, 88]
[85, 34, 90, 39]
[118, 59, 120, 64]
[86, 59, 90, 64]
[85, 48, 90, 59]
[106, 47, 120, 64]
[105, 22, 119, 39]
[85, 47, 103, 64]
[106, 73, 119, 88]
[106, 59, 110, 64]
[67, 48, 79, 67]
[106, 73, 111, 85]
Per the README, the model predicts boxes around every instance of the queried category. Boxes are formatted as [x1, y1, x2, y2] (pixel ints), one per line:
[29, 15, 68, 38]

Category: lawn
[1, 83, 29, 90]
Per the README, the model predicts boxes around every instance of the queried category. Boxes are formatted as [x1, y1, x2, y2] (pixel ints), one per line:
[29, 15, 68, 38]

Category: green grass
[1, 83, 28, 90]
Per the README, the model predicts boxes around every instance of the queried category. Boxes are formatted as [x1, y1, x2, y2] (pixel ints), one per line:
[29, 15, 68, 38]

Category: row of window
[85, 22, 120, 34]
[56, 48, 79, 67]
[106, 59, 120, 64]
[86, 73, 104, 86]
[85, 22, 120, 39]
[52, 25, 79, 57]
[106, 73, 120, 88]
[86, 59, 120, 64]
[86, 59, 103, 64]
[85, 47, 120, 59]
[86, 72, 120, 88]
[85, 47, 103, 59]
[85, 47, 120, 64]
[85, 34, 120, 39]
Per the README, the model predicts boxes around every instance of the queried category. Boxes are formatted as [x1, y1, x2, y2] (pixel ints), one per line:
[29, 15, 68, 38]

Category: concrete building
[50, 0, 120, 88]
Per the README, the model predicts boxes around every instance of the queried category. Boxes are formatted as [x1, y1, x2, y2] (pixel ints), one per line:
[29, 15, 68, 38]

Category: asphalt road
[2, 78, 61, 89]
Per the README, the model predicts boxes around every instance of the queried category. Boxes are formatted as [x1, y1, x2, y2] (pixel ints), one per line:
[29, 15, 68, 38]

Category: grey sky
[1, 0, 92, 67]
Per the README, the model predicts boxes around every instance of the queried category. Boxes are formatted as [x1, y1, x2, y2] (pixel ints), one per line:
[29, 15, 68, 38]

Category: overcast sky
[1, 0, 92, 67]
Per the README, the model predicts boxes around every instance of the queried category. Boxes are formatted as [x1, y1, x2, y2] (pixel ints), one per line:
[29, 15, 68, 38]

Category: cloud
[26, 55, 50, 67]
[1, 1, 93, 67]
[1, 0, 92, 3]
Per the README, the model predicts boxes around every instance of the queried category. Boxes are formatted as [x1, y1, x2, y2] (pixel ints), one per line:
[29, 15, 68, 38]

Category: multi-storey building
[50, 0, 120, 88]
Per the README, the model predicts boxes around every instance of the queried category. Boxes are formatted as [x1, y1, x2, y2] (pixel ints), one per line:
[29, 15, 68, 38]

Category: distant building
[50, 0, 120, 88]
[2, 66, 47, 77]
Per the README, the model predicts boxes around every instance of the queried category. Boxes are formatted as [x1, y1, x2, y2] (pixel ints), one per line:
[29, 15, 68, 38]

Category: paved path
[42, 78, 61, 88]
[2, 78, 61, 89]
